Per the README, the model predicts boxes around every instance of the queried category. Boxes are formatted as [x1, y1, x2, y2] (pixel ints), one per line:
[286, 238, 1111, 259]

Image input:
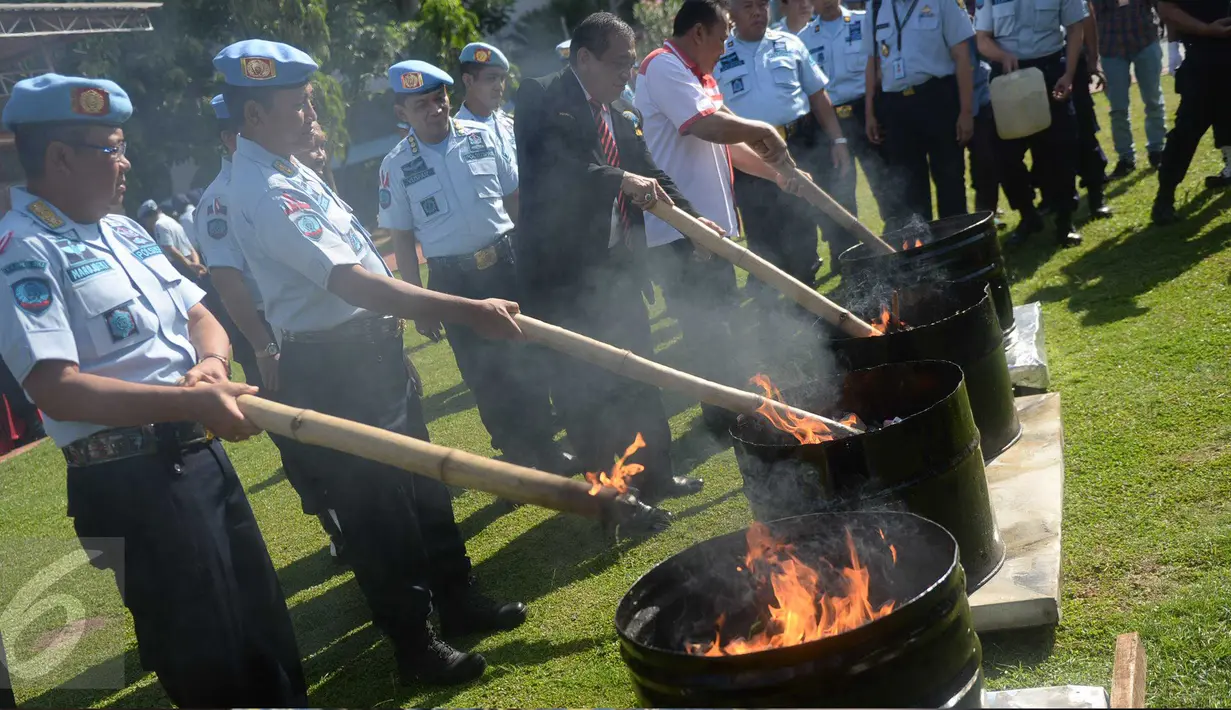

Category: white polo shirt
[635, 41, 737, 249]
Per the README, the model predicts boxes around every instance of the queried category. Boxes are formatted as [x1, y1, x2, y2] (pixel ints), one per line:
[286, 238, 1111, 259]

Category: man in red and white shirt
[635, 0, 805, 435]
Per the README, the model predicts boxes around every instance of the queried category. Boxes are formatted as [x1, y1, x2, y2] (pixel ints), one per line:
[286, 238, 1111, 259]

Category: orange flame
[751, 374, 836, 445]
[870, 305, 892, 336]
[585, 433, 646, 496]
[687, 523, 897, 656]
[901, 238, 925, 250]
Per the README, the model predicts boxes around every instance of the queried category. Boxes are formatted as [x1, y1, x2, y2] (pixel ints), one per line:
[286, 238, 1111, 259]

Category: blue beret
[213, 40, 318, 88]
[210, 94, 229, 120]
[137, 200, 158, 219]
[556, 40, 571, 62]
[2, 74, 132, 131]
[388, 60, 453, 94]
[459, 43, 509, 70]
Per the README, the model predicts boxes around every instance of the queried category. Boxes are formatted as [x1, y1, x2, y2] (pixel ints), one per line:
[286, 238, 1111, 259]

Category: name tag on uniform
[719, 53, 743, 71]
[892, 57, 905, 80]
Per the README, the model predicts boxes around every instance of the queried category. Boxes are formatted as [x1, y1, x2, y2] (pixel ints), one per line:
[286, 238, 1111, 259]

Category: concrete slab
[969, 392, 1065, 632]
[984, 685, 1109, 709]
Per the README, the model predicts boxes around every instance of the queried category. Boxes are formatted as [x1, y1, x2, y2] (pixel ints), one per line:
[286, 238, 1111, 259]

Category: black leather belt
[63, 422, 211, 468]
[282, 314, 404, 344]
[776, 113, 816, 141]
[426, 234, 514, 273]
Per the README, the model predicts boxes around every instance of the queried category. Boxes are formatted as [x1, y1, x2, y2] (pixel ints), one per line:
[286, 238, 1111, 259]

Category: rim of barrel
[614, 510, 961, 660]
[837, 210, 996, 266]
[828, 284, 997, 348]
[728, 359, 968, 453]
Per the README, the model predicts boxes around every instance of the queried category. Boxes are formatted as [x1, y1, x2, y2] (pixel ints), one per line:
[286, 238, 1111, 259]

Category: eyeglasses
[66, 141, 127, 160]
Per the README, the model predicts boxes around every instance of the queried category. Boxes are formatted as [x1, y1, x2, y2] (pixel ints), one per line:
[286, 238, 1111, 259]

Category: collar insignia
[273, 159, 297, 177]
[28, 200, 64, 229]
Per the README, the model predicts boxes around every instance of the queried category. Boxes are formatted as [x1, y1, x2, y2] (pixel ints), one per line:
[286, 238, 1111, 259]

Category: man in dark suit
[514, 11, 721, 504]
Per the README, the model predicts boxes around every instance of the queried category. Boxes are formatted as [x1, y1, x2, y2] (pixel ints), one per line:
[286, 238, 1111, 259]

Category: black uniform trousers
[734, 114, 822, 294]
[992, 51, 1080, 217]
[426, 241, 558, 466]
[969, 101, 1001, 212]
[541, 259, 675, 497]
[879, 75, 968, 229]
[0, 632, 14, 708]
[277, 330, 471, 647]
[649, 239, 743, 432]
[66, 440, 306, 708]
[834, 99, 894, 233]
[1158, 55, 1231, 199]
[1072, 54, 1109, 194]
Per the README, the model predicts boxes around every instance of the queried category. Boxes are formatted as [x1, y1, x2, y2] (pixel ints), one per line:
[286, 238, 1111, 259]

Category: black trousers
[539, 262, 675, 496]
[1158, 58, 1231, 198]
[278, 333, 470, 647]
[1072, 54, 1109, 192]
[0, 632, 13, 708]
[807, 124, 861, 261]
[835, 99, 894, 231]
[427, 252, 558, 465]
[66, 441, 306, 708]
[879, 75, 968, 228]
[649, 240, 743, 430]
[993, 52, 1080, 217]
[969, 103, 1001, 212]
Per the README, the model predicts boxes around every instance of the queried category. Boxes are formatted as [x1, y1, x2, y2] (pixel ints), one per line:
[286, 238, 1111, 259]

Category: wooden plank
[1111, 632, 1146, 708]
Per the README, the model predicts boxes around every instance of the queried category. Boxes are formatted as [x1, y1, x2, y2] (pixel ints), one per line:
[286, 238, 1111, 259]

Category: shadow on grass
[979, 624, 1058, 683]
[419, 382, 477, 426]
[246, 465, 287, 497]
[20, 647, 168, 709]
[1021, 189, 1231, 326]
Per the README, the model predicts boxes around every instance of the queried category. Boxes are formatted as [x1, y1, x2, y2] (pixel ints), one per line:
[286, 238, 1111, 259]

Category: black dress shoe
[438, 588, 528, 638]
[1108, 159, 1136, 179]
[397, 628, 487, 686]
[1055, 215, 1082, 247]
[1006, 210, 1044, 247]
[1148, 150, 1164, 170]
[1151, 201, 1178, 225]
[1088, 191, 1112, 219]
[642, 475, 704, 504]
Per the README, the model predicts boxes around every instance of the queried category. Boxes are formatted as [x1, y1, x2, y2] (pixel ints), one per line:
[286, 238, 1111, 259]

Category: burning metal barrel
[730, 361, 1005, 593]
[616, 511, 984, 708]
[837, 211, 1015, 335]
[829, 286, 1022, 460]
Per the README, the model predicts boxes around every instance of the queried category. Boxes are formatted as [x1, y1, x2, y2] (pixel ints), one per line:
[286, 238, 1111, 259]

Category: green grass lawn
[3, 77, 1230, 708]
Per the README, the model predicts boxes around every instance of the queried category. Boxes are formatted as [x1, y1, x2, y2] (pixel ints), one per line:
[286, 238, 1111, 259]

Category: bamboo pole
[514, 315, 862, 437]
[784, 165, 896, 254]
[237, 395, 624, 519]
[647, 203, 881, 338]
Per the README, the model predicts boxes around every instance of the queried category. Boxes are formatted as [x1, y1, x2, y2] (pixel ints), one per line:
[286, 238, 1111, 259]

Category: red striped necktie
[590, 99, 632, 238]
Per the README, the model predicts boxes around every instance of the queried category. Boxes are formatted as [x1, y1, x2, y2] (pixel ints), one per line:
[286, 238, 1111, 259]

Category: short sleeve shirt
[635, 41, 738, 247]
[802, 8, 872, 106]
[195, 158, 264, 310]
[974, 0, 1088, 60]
[376, 120, 517, 258]
[713, 28, 830, 126]
[455, 103, 518, 175]
[863, 0, 975, 92]
[153, 213, 195, 258]
[228, 136, 392, 336]
[0, 188, 204, 445]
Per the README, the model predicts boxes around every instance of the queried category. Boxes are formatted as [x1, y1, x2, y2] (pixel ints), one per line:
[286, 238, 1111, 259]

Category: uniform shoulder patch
[207, 218, 229, 239]
[28, 201, 64, 230]
[206, 196, 228, 216]
[272, 159, 298, 177]
[277, 190, 317, 216]
[1, 259, 48, 275]
[294, 212, 325, 241]
[379, 189, 392, 209]
[12, 277, 52, 315]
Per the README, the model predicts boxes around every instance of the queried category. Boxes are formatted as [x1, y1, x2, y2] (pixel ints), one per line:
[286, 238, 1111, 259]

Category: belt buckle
[903, 86, 915, 97]
[836, 104, 854, 119]
[775, 125, 788, 141]
[474, 245, 498, 271]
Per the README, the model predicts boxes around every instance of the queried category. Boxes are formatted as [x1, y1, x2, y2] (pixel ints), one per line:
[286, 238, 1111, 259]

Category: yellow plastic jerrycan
[989, 67, 1051, 140]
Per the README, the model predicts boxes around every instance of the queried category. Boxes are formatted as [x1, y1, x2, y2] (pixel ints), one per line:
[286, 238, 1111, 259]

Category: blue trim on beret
[2, 73, 132, 130]
[388, 60, 453, 94]
[211, 94, 229, 120]
[213, 40, 318, 88]
[459, 43, 509, 70]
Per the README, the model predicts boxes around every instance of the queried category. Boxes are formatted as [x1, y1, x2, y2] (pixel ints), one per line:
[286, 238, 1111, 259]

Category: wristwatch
[256, 342, 279, 359]
[833, 137, 848, 145]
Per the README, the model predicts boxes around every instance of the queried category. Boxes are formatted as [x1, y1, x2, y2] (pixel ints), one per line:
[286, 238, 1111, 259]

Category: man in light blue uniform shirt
[862, 0, 974, 228]
[218, 39, 527, 686]
[802, 0, 893, 250]
[0, 73, 304, 706]
[714, 0, 850, 288]
[378, 60, 570, 476]
[975, 0, 1087, 246]
[772, 0, 816, 33]
[455, 42, 518, 171]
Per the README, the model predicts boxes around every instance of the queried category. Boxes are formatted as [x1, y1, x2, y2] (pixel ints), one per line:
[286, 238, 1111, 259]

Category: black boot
[438, 582, 528, 638]
[397, 626, 487, 686]
[1151, 198, 1178, 225]
[1006, 207, 1045, 246]
[1055, 213, 1082, 247]
[1088, 188, 1112, 219]
[1108, 158, 1136, 179]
